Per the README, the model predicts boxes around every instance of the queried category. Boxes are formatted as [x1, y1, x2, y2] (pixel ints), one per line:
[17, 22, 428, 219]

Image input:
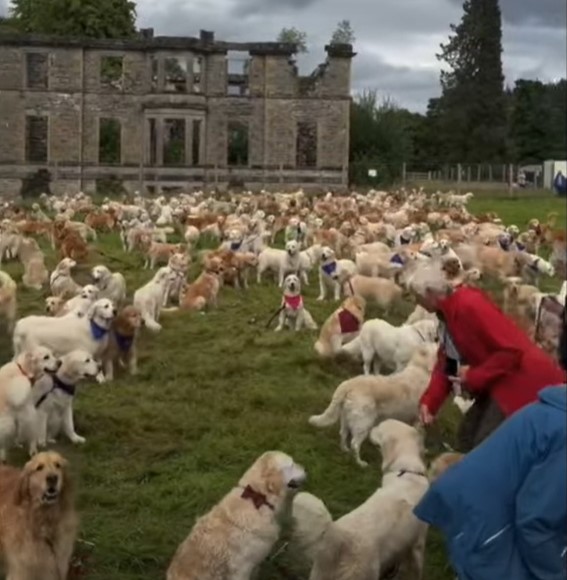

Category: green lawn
[0, 195, 565, 580]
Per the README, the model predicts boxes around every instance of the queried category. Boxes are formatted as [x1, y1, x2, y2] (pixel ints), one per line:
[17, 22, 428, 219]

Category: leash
[265, 305, 285, 329]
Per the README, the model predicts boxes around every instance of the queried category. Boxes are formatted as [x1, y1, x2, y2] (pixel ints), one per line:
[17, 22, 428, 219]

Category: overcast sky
[2, 0, 565, 111]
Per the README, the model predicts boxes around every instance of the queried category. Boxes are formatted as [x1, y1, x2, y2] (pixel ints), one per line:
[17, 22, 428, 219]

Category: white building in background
[543, 160, 567, 189]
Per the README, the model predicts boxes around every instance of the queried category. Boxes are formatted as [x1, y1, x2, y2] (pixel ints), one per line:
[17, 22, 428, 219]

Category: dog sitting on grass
[275, 274, 317, 332]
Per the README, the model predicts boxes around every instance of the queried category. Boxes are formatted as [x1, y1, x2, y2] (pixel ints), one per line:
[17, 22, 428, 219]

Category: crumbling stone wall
[0, 31, 354, 197]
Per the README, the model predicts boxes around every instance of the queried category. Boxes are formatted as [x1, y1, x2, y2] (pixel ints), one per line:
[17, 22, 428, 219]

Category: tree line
[1, 0, 565, 186]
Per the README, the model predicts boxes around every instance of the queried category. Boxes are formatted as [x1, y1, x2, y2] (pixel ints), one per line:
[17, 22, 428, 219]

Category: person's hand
[458, 365, 470, 382]
[419, 404, 435, 426]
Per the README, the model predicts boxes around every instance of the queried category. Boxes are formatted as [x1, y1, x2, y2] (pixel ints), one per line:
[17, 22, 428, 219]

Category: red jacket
[420, 286, 566, 417]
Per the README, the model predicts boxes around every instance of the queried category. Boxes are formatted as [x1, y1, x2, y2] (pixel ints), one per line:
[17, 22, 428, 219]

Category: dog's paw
[316, 296, 324, 301]
[357, 459, 369, 468]
[95, 371, 107, 384]
[71, 435, 86, 445]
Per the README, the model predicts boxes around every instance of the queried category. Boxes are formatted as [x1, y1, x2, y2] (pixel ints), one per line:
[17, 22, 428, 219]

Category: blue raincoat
[415, 386, 567, 580]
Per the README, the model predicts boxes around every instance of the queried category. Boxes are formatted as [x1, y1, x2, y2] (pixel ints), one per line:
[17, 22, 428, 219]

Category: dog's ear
[86, 301, 98, 319]
[16, 466, 31, 506]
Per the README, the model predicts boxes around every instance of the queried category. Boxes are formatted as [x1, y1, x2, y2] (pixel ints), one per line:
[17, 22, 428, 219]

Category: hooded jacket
[415, 386, 567, 580]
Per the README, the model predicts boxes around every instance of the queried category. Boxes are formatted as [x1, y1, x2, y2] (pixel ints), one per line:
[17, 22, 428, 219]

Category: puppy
[0, 346, 59, 461]
[31, 350, 100, 449]
[292, 420, 428, 579]
[309, 345, 437, 467]
[102, 306, 142, 381]
[0, 452, 78, 580]
[314, 295, 365, 358]
[167, 451, 306, 580]
[275, 274, 317, 332]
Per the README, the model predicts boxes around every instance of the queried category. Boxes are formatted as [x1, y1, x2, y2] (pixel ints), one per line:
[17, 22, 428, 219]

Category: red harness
[338, 308, 360, 334]
[284, 295, 303, 311]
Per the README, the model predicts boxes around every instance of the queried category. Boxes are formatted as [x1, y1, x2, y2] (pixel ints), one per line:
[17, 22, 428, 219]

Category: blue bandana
[516, 242, 526, 252]
[90, 319, 109, 341]
[115, 332, 134, 352]
[322, 262, 337, 276]
[230, 241, 242, 251]
[390, 254, 404, 265]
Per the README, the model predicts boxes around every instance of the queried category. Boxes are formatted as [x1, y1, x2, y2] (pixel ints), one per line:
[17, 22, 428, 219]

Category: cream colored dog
[309, 345, 437, 467]
[292, 420, 428, 579]
[343, 274, 403, 313]
[50, 258, 82, 298]
[0, 346, 59, 461]
[133, 267, 177, 331]
[91, 264, 127, 306]
[167, 451, 306, 580]
[275, 274, 317, 332]
[342, 318, 438, 374]
[0, 270, 17, 332]
[318, 247, 357, 301]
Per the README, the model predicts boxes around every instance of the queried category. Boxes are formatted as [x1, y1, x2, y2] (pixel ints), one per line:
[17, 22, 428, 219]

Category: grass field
[0, 194, 565, 580]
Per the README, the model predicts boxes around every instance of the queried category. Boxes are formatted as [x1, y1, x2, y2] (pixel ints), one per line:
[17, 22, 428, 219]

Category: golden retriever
[167, 451, 306, 580]
[0, 452, 78, 580]
[103, 306, 143, 380]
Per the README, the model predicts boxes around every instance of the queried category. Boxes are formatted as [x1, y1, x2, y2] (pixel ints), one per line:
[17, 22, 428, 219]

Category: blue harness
[115, 332, 134, 353]
[390, 254, 404, 266]
[35, 374, 76, 409]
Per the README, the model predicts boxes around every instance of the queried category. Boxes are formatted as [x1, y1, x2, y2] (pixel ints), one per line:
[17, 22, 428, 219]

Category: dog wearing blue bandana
[318, 246, 357, 301]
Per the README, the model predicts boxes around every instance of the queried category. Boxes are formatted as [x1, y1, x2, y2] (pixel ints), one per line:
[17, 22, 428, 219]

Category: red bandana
[284, 295, 303, 310]
[241, 485, 275, 511]
[338, 308, 360, 334]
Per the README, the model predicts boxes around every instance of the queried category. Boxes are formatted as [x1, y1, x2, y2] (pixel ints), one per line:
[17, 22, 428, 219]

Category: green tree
[330, 19, 355, 45]
[9, 0, 136, 38]
[0, 16, 17, 32]
[434, 0, 507, 163]
[276, 27, 308, 53]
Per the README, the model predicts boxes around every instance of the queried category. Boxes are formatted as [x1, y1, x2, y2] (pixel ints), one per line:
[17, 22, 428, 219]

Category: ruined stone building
[0, 30, 355, 196]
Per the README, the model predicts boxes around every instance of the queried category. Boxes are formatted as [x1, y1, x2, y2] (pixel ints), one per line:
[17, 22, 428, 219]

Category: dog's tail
[339, 334, 361, 358]
[291, 492, 333, 562]
[309, 381, 351, 428]
[314, 337, 332, 358]
[453, 395, 474, 415]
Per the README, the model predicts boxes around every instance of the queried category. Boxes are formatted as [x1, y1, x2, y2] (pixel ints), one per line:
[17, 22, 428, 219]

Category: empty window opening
[25, 116, 48, 162]
[164, 57, 188, 93]
[100, 56, 124, 90]
[151, 56, 159, 91]
[26, 53, 48, 89]
[227, 121, 249, 166]
[148, 118, 157, 166]
[192, 56, 203, 93]
[226, 51, 249, 96]
[163, 119, 186, 166]
[99, 118, 122, 164]
[296, 122, 317, 168]
[192, 119, 202, 165]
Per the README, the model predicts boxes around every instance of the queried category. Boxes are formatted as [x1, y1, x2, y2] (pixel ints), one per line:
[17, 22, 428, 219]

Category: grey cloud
[230, 0, 320, 18]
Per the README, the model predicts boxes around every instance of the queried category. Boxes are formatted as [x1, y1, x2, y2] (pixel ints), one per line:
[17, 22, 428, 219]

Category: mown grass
[0, 195, 565, 580]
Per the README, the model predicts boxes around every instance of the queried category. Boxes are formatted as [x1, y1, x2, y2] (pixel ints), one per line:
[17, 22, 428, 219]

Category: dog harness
[240, 484, 275, 511]
[338, 308, 360, 334]
[322, 262, 337, 276]
[35, 374, 76, 409]
[115, 331, 134, 353]
[90, 319, 109, 340]
[284, 295, 303, 311]
[390, 254, 404, 266]
[230, 240, 243, 251]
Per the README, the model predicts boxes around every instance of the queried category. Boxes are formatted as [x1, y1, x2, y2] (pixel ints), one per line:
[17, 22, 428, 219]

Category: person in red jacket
[409, 260, 565, 452]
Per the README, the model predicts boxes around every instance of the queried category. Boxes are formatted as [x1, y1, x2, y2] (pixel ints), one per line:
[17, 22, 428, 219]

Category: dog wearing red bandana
[315, 295, 366, 358]
[275, 274, 317, 332]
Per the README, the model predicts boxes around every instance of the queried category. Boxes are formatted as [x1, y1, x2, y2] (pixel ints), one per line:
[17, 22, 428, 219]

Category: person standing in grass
[408, 261, 565, 452]
[413, 317, 567, 580]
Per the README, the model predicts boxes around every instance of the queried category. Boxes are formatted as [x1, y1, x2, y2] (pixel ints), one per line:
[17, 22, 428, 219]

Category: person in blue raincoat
[414, 314, 567, 580]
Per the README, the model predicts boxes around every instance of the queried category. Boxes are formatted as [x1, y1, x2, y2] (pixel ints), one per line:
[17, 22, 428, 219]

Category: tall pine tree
[433, 0, 508, 163]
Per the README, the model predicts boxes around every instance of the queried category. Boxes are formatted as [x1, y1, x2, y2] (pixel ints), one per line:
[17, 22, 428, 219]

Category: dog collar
[284, 295, 303, 311]
[115, 331, 134, 352]
[240, 485, 275, 511]
[90, 319, 109, 340]
[529, 258, 540, 272]
[35, 374, 76, 409]
[390, 253, 405, 265]
[397, 469, 427, 479]
[322, 261, 337, 276]
[17, 363, 32, 380]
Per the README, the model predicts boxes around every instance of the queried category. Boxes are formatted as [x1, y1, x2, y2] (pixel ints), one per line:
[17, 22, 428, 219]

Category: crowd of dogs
[0, 188, 565, 579]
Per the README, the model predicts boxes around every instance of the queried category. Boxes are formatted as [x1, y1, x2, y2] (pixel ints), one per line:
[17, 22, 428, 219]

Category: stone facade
[0, 30, 355, 197]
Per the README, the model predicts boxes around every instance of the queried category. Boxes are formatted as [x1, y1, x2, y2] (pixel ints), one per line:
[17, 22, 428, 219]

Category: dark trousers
[457, 395, 505, 453]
